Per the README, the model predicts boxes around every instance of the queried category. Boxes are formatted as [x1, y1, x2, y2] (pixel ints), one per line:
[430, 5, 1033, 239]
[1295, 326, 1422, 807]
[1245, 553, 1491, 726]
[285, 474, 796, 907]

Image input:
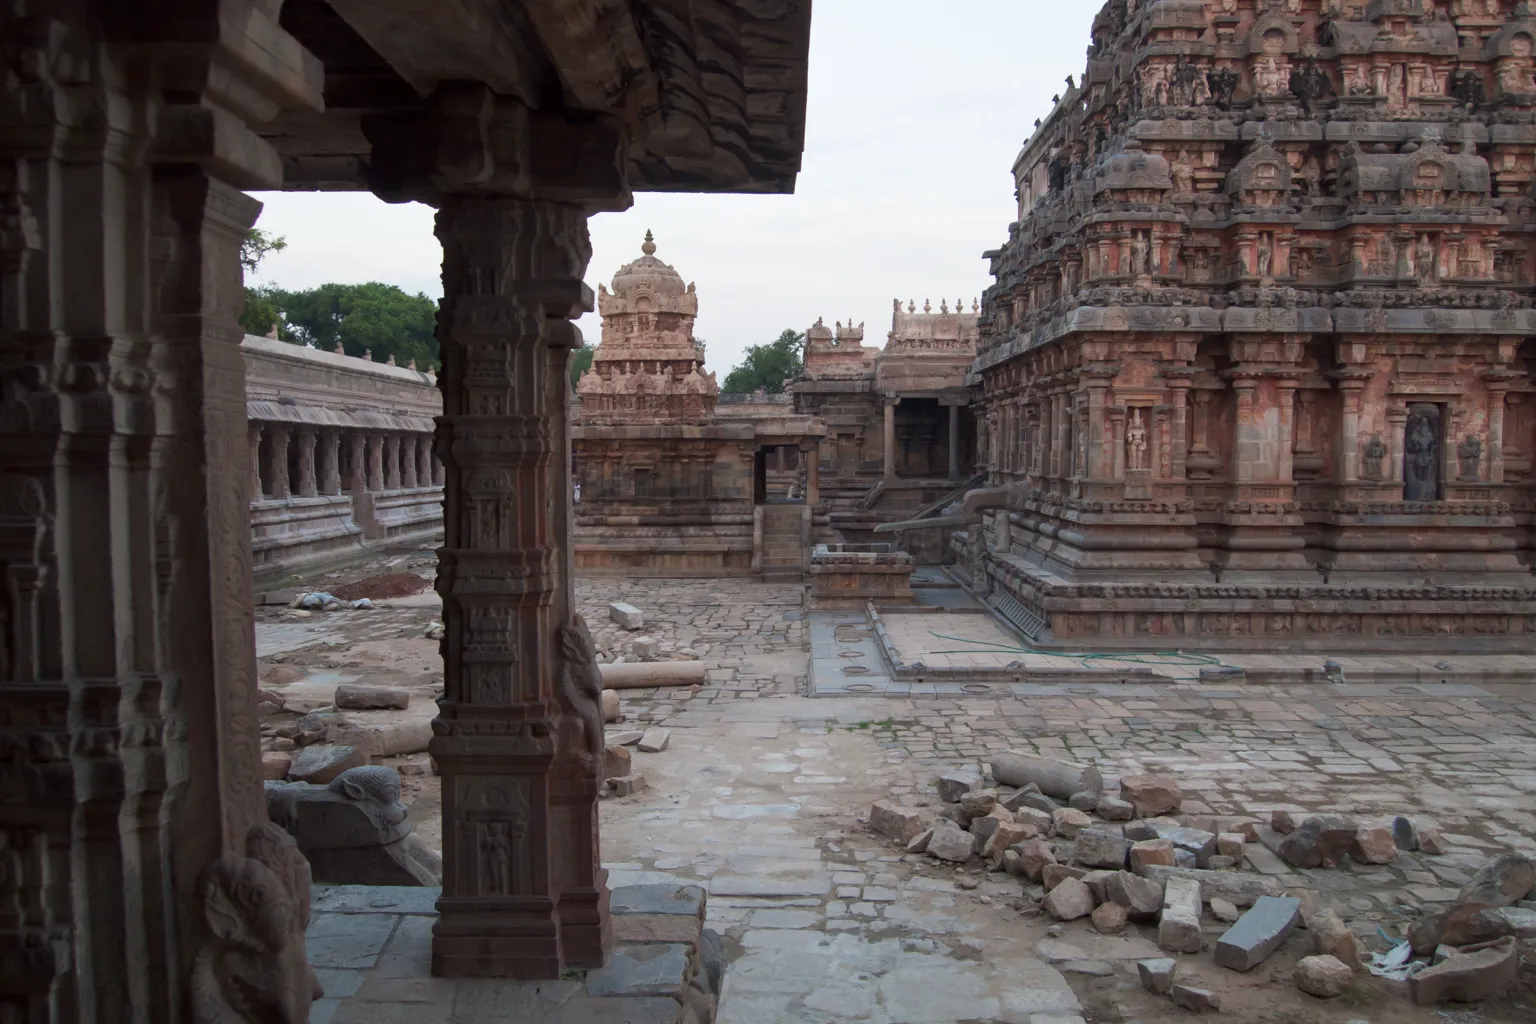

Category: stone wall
[243, 336, 444, 579]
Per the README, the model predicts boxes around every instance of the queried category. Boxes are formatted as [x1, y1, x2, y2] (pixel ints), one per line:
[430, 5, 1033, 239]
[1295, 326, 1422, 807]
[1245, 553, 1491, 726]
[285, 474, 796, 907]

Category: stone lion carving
[557, 613, 605, 776]
[264, 766, 440, 886]
[193, 822, 322, 1024]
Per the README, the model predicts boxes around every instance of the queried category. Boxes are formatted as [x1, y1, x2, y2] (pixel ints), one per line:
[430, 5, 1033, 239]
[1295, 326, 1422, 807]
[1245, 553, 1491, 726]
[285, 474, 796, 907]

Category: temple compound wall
[789, 301, 982, 561]
[968, 0, 1536, 650]
[243, 336, 445, 580]
[573, 236, 826, 576]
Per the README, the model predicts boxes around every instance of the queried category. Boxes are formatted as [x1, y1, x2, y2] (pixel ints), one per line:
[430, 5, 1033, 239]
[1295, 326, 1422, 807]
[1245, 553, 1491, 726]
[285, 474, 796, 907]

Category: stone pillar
[367, 433, 386, 491]
[1387, 406, 1408, 486]
[947, 403, 961, 480]
[1166, 374, 1192, 483]
[417, 435, 434, 489]
[296, 428, 319, 497]
[1230, 375, 1259, 483]
[322, 430, 343, 495]
[0, 4, 324, 1020]
[401, 433, 420, 488]
[384, 433, 402, 489]
[348, 432, 369, 491]
[432, 196, 609, 978]
[1275, 378, 1298, 484]
[249, 423, 265, 499]
[433, 454, 446, 487]
[802, 441, 821, 506]
[267, 426, 293, 499]
[1488, 381, 1509, 484]
[883, 397, 899, 478]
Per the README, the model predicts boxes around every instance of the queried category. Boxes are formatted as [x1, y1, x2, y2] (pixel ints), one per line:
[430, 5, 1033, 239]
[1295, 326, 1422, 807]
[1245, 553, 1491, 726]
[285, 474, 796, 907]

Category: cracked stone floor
[257, 557, 1536, 1023]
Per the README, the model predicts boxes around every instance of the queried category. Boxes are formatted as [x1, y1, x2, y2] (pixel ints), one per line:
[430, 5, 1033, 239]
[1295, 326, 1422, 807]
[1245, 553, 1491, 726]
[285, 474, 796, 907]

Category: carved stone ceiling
[264, 0, 811, 198]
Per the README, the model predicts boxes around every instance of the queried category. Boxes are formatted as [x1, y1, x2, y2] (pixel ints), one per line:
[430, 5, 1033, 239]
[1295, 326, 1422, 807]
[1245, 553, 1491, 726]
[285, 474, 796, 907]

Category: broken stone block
[1411, 852, 1536, 953]
[1418, 828, 1449, 854]
[265, 766, 440, 886]
[1091, 901, 1128, 935]
[604, 744, 633, 781]
[984, 821, 1035, 867]
[1213, 895, 1301, 972]
[938, 804, 969, 828]
[1307, 908, 1361, 969]
[1104, 871, 1164, 921]
[1169, 984, 1220, 1013]
[610, 774, 648, 796]
[637, 727, 670, 753]
[1277, 814, 1358, 869]
[870, 800, 927, 843]
[262, 752, 292, 781]
[959, 788, 998, 817]
[1119, 774, 1182, 818]
[609, 602, 644, 629]
[288, 744, 365, 785]
[1157, 876, 1203, 954]
[969, 807, 1011, 842]
[1074, 829, 1131, 870]
[1409, 937, 1518, 1005]
[1042, 877, 1094, 921]
[294, 712, 343, 746]
[1460, 852, 1536, 909]
[602, 688, 621, 722]
[1137, 958, 1176, 995]
[907, 828, 933, 855]
[1141, 864, 1283, 907]
[1351, 826, 1398, 865]
[328, 721, 433, 758]
[1014, 838, 1056, 883]
[936, 770, 981, 803]
[926, 819, 975, 863]
[1496, 906, 1536, 939]
[630, 637, 659, 660]
[1271, 809, 1296, 835]
[1146, 822, 1217, 866]
[333, 683, 410, 710]
[1041, 863, 1088, 891]
[1051, 807, 1092, 838]
[1206, 855, 1237, 871]
[607, 730, 644, 746]
[1210, 897, 1240, 924]
[1216, 833, 1246, 861]
[1002, 848, 1021, 875]
[1011, 805, 1054, 834]
[991, 751, 1102, 800]
[1068, 790, 1100, 812]
[1096, 796, 1133, 821]
[1129, 838, 1175, 873]
[1393, 815, 1419, 852]
[1294, 955, 1353, 999]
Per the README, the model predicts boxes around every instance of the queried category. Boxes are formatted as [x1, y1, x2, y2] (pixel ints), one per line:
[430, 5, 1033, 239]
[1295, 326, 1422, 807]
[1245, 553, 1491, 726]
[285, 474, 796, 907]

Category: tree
[241, 228, 286, 273]
[721, 329, 804, 394]
[239, 282, 441, 369]
[569, 343, 595, 389]
[240, 284, 288, 338]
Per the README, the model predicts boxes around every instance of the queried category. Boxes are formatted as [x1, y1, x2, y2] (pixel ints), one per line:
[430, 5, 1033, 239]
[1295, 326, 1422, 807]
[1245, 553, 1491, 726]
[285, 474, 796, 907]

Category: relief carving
[556, 613, 604, 777]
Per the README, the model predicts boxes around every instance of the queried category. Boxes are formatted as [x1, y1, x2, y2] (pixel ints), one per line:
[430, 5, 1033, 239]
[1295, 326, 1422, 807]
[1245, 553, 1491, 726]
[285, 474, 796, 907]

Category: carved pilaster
[296, 429, 318, 497]
[383, 434, 401, 489]
[321, 430, 342, 495]
[431, 196, 608, 978]
[267, 427, 292, 499]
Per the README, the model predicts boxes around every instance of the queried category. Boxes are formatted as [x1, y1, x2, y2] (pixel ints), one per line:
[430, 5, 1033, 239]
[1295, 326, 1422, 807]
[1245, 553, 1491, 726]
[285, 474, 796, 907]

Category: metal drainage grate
[989, 592, 1046, 641]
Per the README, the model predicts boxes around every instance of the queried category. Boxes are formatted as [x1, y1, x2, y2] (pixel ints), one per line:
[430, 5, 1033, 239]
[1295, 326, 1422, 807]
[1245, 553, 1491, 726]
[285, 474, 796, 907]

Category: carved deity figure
[1498, 59, 1535, 96]
[1130, 232, 1151, 277]
[1289, 60, 1334, 111]
[1362, 434, 1387, 480]
[1207, 67, 1240, 109]
[1403, 405, 1442, 501]
[1415, 234, 1437, 286]
[1257, 233, 1274, 278]
[1458, 434, 1483, 480]
[1126, 409, 1149, 472]
[1172, 153, 1195, 193]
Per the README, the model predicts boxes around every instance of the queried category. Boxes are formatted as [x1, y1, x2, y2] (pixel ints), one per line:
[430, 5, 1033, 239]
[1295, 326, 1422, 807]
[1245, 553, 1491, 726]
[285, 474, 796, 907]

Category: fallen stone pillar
[600, 662, 708, 689]
[991, 751, 1102, 799]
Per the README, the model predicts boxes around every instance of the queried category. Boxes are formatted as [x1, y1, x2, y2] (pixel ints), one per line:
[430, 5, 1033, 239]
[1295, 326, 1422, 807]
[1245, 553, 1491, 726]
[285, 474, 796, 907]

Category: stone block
[610, 774, 648, 797]
[936, 771, 981, 803]
[605, 744, 633, 781]
[1216, 833, 1246, 860]
[869, 800, 927, 843]
[602, 689, 621, 722]
[611, 883, 705, 917]
[1278, 814, 1358, 868]
[1129, 839, 1175, 873]
[1145, 822, 1217, 865]
[1307, 909, 1361, 970]
[1271, 809, 1296, 834]
[1096, 796, 1133, 821]
[1137, 958, 1175, 995]
[991, 751, 1101, 799]
[609, 602, 645, 630]
[1142, 865, 1283, 907]
[1104, 871, 1164, 921]
[1419, 828, 1449, 854]
[1170, 984, 1220, 1012]
[1409, 937, 1518, 1005]
[960, 788, 998, 817]
[1210, 897, 1240, 924]
[1393, 815, 1419, 851]
[1206, 855, 1237, 871]
[1068, 790, 1100, 812]
[1157, 876, 1203, 954]
[1213, 895, 1301, 972]
[1042, 864, 1088, 891]
[1074, 829, 1131, 870]
[1092, 901, 1128, 935]
[607, 730, 644, 746]
[631, 637, 659, 660]
[970, 808, 1011, 842]
[637, 728, 670, 753]
[1012, 805, 1054, 833]
[926, 819, 975, 863]
[584, 943, 690, 997]
[985, 821, 1035, 866]
[1043, 877, 1094, 921]
[1052, 808, 1092, 838]
[907, 828, 933, 855]
[1015, 838, 1056, 882]
[1294, 955, 1353, 999]
[334, 683, 410, 710]
[1119, 774, 1182, 818]
[289, 744, 365, 785]
[1350, 826, 1398, 865]
[262, 752, 292, 780]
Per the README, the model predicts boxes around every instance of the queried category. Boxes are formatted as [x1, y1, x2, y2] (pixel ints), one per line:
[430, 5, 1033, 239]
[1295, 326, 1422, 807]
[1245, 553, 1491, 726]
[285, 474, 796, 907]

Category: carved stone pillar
[322, 430, 343, 495]
[249, 423, 265, 499]
[384, 433, 402, 489]
[401, 434, 420, 488]
[1165, 373, 1192, 483]
[1387, 406, 1408, 486]
[947, 403, 961, 480]
[801, 441, 821, 506]
[431, 197, 608, 979]
[417, 435, 434, 489]
[883, 397, 899, 478]
[347, 432, 368, 492]
[1275, 378, 1299, 484]
[296, 428, 318, 497]
[1337, 378, 1365, 483]
[267, 426, 292, 499]
[367, 433, 385, 491]
[1229, 375, 1259, 483]
[1487, 377, 1512, 485]
[433, 454, 446, 487]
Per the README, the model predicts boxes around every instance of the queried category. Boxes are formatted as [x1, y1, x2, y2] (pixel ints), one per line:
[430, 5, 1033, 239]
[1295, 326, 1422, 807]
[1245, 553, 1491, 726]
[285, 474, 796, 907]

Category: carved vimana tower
[966, 0, 1536, 651]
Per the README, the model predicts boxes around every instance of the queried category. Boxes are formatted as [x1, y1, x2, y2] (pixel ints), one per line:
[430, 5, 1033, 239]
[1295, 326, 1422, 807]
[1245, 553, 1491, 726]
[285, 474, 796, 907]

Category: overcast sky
[247, 1, 1096, 375]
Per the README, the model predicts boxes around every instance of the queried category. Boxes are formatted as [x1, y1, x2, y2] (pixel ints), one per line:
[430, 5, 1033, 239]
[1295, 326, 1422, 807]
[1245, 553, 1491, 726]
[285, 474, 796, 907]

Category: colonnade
[247, 423, 443, 501]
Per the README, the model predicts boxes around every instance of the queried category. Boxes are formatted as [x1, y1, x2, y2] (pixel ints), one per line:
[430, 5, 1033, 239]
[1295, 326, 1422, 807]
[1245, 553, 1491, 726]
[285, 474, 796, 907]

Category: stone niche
[810, 542, 917, 607]
[265, 765, 442, 886]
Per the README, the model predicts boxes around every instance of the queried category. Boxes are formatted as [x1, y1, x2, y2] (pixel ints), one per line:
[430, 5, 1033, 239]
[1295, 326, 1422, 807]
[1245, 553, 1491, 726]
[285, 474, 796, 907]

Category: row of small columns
[882, 396, 967, 481]
[247, 422, 444, 501]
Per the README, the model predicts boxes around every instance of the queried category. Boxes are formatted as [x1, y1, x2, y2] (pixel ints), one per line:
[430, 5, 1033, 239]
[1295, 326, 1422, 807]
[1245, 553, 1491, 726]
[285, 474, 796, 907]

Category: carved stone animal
[558, 613, 605, 775]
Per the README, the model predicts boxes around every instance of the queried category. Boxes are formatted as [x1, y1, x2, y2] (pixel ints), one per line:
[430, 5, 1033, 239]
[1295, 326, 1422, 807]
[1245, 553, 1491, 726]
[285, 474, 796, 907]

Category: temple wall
[242, 336, 445, 579]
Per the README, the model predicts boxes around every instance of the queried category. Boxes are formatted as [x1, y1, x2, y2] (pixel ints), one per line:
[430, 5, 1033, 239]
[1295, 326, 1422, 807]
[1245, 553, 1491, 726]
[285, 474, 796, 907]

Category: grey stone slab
[611, 883, 705, 917]
[1213, 895, 1302, 972]
[369, 914, 435, 979]
[709, 874, 830, 898]
[312, 885, 441, 916]
[584, 943, 691, 998]
[310, 999, 340, 1024]
[315, 969, 367, 1000]
[539, 997, 685, 1024]
[305, 911, 399, 969]
[451, 978, 583, 1020]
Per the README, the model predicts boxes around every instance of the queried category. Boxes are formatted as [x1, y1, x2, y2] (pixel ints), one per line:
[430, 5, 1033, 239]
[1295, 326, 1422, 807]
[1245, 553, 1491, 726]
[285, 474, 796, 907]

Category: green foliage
[569, 343, 595, 389]
[241, 228, 286, 273]
[721, 328, 804, 394]
[240, 282, 441, 370]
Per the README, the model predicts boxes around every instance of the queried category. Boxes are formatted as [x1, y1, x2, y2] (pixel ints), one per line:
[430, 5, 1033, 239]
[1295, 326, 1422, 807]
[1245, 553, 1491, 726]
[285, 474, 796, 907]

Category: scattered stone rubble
[861, 750, 1535, 1011]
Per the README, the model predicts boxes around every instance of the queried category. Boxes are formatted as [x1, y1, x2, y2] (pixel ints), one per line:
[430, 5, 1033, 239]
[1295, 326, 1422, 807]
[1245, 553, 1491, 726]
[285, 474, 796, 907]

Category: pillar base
[432, 899, 563, 979]
[558, 874, 613, 969]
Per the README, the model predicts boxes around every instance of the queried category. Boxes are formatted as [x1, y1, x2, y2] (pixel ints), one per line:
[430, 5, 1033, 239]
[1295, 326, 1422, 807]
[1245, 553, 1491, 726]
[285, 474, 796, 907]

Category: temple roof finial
[642, 229, 656, 256]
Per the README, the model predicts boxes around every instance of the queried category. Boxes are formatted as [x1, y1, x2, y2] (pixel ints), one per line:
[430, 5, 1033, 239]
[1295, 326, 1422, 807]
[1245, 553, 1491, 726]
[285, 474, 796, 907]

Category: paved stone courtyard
[262, 562, 1536, 1023]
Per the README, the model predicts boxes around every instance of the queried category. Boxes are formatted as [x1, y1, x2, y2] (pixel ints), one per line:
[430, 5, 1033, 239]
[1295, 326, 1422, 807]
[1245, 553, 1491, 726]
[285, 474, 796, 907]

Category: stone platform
[307, 883, 721, 1024]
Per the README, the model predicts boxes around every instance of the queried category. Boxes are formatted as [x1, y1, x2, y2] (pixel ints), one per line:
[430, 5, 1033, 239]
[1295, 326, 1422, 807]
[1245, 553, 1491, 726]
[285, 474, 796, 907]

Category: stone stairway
[757, 503, 807, 581]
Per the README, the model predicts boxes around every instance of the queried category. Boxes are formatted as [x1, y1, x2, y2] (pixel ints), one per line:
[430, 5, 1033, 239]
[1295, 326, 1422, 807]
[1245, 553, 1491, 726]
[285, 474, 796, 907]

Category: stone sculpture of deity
[1126, 409, 1149, 472]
